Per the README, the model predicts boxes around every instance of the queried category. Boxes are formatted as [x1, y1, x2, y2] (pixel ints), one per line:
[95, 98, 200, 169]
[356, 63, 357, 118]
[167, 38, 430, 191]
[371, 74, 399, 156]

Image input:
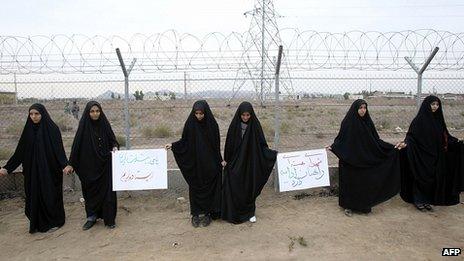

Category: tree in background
[134, 90, 144, 100]
[343, 92, 350, 100]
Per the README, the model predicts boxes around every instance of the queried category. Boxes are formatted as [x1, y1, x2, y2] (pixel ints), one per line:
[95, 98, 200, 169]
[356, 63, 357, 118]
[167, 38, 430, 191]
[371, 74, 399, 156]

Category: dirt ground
[0, 188, 463, 261]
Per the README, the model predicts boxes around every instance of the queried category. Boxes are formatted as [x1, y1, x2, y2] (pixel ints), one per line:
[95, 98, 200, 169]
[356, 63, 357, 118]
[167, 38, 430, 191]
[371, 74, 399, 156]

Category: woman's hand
[63, 165, 74, 175]
[165, 144, 172, 150]
[395, 141, 407, 150]
[0, 168, 8, 176]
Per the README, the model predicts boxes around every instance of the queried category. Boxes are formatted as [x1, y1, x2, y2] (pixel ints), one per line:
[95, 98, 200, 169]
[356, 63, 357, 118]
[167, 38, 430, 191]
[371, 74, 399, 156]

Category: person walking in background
[71, 100, 80, 120]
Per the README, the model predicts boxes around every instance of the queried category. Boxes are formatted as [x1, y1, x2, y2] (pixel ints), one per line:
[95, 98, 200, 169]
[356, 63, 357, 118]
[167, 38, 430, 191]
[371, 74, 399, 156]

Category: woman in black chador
[221, 101, 277, 224]
[166, 100, 224, 228]
[0, 104, 68, 233]
[67, 101, 119, 230]
[327, 99, 403, 216]
[400, 95, 463, 212]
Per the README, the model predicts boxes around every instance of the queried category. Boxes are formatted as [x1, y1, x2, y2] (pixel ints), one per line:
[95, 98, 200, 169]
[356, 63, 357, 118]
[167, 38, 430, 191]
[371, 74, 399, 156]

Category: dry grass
[6, 123, 23, 136]
[0, 148, 13, 160]
[1, 98, 463, 168]
[55, 114, 75, 132]
[142, 125, 172, 139]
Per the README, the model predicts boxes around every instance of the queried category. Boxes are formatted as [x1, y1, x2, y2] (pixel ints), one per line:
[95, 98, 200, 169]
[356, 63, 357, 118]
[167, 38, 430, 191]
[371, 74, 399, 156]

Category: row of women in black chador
[0, 96, 463, 233]
[0, 102, 118, 233]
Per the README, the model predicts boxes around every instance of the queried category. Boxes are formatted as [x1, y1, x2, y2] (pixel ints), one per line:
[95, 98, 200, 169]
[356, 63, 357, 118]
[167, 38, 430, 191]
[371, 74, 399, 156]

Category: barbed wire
[1, 29, 463, 74]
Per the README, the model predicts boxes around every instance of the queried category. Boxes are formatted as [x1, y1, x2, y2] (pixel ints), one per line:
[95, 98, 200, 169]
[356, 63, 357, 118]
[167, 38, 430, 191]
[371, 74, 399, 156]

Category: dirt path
[0, 189, 463, 260]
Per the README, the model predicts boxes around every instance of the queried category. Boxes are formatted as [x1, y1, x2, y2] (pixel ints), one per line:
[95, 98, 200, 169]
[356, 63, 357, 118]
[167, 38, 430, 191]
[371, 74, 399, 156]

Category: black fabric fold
[331, 99, 400, 212]
[400, 95, 463, 206]
[4, 103, 67, 233]
[171, 100, 222, 216]
[69, 101, 119, 225]
[221, 102, 277, 224]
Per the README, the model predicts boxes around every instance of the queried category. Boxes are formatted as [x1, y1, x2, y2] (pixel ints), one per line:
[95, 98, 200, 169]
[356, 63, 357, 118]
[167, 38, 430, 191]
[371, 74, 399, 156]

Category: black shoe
[200, 215, 212, 227]
[424, 204, 433, 211]
[191, 215, 200, 228]
[82, 220, 96, 230]
[210, 212, 221, 220]
[415, 204, 427, 212]
[106, 224, 116, 229]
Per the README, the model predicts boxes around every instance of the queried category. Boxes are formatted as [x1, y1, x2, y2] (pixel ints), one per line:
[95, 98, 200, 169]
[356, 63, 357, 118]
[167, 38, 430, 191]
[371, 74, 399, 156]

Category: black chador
[2, 104, 67, 233]
[330, 99, 400, 214]
[69, 101, 119, 229]
[400, 95, 463, 210]
[170, 100, 223, 227]
[221, 102, 277, 224]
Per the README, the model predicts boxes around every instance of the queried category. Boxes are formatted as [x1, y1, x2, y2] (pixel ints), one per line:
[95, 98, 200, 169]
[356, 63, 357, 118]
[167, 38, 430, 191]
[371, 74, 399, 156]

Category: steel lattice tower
[230, 0, 294, 105]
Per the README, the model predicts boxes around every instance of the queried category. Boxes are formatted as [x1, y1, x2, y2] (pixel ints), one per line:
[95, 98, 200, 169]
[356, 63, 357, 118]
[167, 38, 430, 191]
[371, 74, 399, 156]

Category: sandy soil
[0, 188, 463, 261]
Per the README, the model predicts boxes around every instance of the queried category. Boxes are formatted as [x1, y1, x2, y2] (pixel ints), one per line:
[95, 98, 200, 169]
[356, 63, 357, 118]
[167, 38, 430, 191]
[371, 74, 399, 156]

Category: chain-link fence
[1, 71, 463, 195]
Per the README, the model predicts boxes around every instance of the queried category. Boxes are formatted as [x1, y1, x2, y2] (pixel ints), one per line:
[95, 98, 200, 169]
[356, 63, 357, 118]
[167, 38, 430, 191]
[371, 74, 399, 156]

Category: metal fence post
[13, 73, 18, 105]
[115, 48, 136, 149]
[405, 47, 439, 109]
[273, 45, 283, 192]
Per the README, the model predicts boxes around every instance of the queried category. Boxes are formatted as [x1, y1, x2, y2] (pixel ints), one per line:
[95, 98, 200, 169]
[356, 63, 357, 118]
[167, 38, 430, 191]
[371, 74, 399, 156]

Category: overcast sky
[1, 0, 463, 36]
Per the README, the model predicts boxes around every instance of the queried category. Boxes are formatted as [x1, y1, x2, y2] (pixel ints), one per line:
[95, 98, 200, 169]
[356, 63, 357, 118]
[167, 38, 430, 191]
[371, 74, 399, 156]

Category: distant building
[348, 94, 364, 100]
[440, 93, 462, 101]
[261, 93, 300, 101]
[97, 90, 135, 101]
[331, 94, 344, 100]
[281, 94, 301, 100]
[371, 91, 414, 99]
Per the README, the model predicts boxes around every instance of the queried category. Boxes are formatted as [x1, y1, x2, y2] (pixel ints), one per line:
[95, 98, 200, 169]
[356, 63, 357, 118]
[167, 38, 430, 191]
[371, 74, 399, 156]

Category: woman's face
[89, 105, 101, 120]
[430, 101, 439, 113]
[194, 110, 205, 121]
[241, 112, 251, 123]
[29, 109, 42, 124]
[357, 104, 367, 117]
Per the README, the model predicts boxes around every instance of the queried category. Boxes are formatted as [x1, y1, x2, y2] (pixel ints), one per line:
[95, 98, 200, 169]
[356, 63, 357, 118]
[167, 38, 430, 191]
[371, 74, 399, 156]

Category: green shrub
[116, 135, 127, 148]
[142, 125, 172, 138]
[281, 122, 290, 134]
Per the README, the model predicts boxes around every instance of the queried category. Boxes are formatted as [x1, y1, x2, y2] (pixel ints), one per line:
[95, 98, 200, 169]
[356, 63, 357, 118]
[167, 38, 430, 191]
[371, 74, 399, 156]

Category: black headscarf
[70, 101, 118, 170]
[330, 100, 400, 212]
[407, 95, 450, 155]
[3, 103, 67, 233]
[171, 100, 222, 216]
[331, 99, 395, 167]
[221, 101, 277, 224]
[69, 101, 118, 225]
[400, 95, 463, 205]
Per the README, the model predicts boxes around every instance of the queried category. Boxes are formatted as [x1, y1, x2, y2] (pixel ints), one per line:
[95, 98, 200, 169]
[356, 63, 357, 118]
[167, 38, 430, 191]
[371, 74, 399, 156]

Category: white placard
[277, 149, 330, 192]
[112, 149, 168, 191]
